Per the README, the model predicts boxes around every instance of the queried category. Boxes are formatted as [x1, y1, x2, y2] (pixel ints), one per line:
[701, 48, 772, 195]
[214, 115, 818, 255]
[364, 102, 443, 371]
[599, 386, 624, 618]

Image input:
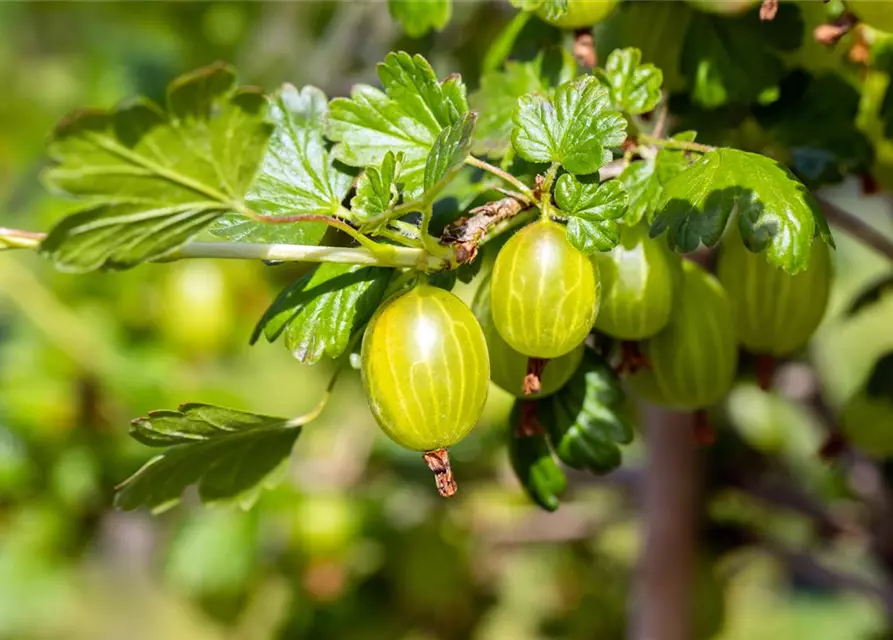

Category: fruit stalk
[423, 449, 457, 498]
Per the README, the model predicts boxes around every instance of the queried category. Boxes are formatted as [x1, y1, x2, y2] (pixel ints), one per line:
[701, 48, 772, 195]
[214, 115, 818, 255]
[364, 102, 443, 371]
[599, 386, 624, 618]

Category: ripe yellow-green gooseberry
[361, 284, 490, 495]
[593, 223, 677, 341]
[159, 261, 235, 356]
[847, 1, 893, 33]
[685, 0, 759, 16]
[490, 220, 600, 359]
[536, 0, 619, 29]
[472, 271, 584, 399]
[717, 230, 832, 357]
[628, 260, 738, 410]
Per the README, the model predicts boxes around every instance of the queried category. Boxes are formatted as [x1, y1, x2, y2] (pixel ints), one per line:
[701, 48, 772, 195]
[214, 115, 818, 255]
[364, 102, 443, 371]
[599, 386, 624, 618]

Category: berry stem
[523, 357, 549, 396]
[423, 448, 457, 498]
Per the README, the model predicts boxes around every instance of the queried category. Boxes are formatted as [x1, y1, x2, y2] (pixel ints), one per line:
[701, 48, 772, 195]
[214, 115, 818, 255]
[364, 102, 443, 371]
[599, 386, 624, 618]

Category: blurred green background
[2, 2, 893, 639]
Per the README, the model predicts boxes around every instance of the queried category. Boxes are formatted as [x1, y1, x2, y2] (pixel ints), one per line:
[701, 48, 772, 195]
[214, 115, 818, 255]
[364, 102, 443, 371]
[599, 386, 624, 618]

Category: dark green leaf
[680, 4, 804, 109]
[653, 148, 833, 274]
[512, 75, 627, 175]
[211, 84, 354, 245]
[388, 0, 452, 37]
[327, 52, 468, 200]
[424, 112, 476, 198]
[597, 47, 663, 115]
[351, 151, 404, 223]
[508, 403, 567, 512]
[538, 350, 633, 474]
[867, 353, 893, 402]
[620, 131, 696, 225]
[40, 64, 273, 272]
[848, 273, 893, 317]
[116, 404, 301, 513]
[252, 262, 393, 364]
[555, 176, 628, 253]
[471, 48, 577, 158]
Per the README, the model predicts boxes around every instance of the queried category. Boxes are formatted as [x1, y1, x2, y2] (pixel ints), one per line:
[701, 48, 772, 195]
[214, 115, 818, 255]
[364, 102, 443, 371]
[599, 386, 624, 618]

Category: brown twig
[441, 195, 530, 263]
[817, 197, 893, 262]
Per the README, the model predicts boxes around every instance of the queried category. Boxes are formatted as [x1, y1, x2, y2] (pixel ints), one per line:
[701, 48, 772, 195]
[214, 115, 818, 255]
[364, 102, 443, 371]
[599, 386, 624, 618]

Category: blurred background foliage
[2, 1, 893, 639]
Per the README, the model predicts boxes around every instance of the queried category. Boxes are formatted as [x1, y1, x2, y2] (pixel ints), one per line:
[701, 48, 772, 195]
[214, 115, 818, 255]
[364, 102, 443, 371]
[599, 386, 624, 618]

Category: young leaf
[388, 0, 452, 37]
[653, 148, 833, 274]
[555, 175, 628, 253]
[40, 63, 273, 272]
[252, 262, 392, 364]
[471, 48, 577, 158]
[597, 47, 663, 115]
[351, 152, 404, 222]
[538, 350, 633, 474]
[680, 5, 803, 109]
[212, 84, 354, 245]
[620, 131, 695, 225]
[327, 52, 468, 199]
[511, 75, 627, 175]
[424, 112, 476, 199]
[116, 404, 302, 513]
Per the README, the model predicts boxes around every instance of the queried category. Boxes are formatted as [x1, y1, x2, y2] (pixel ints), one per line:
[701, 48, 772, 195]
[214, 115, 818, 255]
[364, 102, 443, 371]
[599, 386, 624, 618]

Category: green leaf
[471, 48, 577, 159]
[510, 0, 568, 22]
[680, 5, 803, 109]
[252, 262, 393, 364]
[40, 63, 273, 272]
[597, 47, 663, 115]
[538, 351, 633, 474]
[652, 148, 833, 274]
[620, 131, 695, 225]
[116, 404, 301, 513]
[555, 175, 628, 254]
[424, 112, 476, 198]
[388, 0, 452, 37]
[511, 75, 627, 175]
[212, 84, 354, 245]
[508, 403, 567, 512]
[351, 152, 404, 222]
[327, 52, 468, 200]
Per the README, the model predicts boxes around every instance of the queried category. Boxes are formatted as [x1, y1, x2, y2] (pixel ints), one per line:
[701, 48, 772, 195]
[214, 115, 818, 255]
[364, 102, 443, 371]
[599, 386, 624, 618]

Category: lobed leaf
[252, 262, 393, 364]
[597, 47, 663, 115]
[212, 84, 354, 245]
[388, 0, 452, 37]
[327, 52, 468, 199]
[471, 48, 577, 158]
[620, 130, 696, 225]
[652, 148, 833, 274]
[351, 152, 404, 222]
[423, 112, 477, 199]
[508, 403, 567, 512]
[555, 175, 628, 253]
[538, 351, 633, 474]
[40, 63, 273, 272]
[511, 75, 627, 175]
[116, 404, 301, 513]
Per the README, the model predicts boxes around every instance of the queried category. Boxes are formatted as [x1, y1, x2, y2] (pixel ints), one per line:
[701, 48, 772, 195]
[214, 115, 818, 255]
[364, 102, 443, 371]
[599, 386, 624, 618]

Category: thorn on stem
[523, 357, 549, 396]
[423, 448, 457, 498]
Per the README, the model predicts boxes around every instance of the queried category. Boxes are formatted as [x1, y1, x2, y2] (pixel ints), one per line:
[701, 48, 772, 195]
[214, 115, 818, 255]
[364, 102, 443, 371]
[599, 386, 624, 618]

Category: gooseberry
[472, 271, 583, 398]
[717, 230, 832, 357]
[536, 0, 619, 29]
[361, 284, 490, 495]
[629, 260, 738, 410]
[490, 220, 600, 359]
[593, 223, 676, 341]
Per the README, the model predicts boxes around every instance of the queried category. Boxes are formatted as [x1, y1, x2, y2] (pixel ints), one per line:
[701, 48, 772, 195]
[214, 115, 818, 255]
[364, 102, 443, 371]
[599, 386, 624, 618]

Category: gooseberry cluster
[359, 210, 833, 499]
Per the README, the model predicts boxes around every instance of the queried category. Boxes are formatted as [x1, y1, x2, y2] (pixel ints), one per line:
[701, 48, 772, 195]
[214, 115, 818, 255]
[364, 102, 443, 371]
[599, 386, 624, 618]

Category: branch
[817, 197, 893, 262]
[442, 195, 531, 262]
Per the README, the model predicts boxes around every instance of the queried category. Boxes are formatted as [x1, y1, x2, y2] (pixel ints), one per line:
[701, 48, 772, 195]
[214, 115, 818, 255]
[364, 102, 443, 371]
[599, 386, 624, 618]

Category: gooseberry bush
[7, 0, 893, 516]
